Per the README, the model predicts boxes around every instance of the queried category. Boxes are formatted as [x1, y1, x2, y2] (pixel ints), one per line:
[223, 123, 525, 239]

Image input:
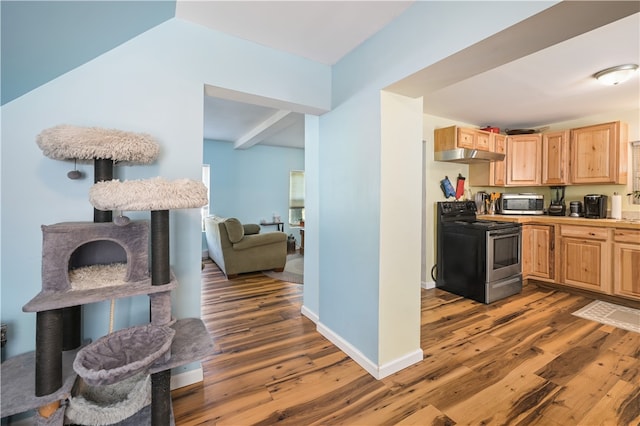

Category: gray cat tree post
[0, 125, 213, 425]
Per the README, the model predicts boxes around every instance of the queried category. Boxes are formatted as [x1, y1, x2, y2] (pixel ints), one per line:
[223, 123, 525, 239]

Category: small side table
[260, 222, 284, 231]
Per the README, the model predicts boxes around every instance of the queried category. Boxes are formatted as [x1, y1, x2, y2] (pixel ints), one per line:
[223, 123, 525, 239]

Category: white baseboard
[378, 348, 424, 378]
[170, 366, 203, 390]
[422, 280, 435, 289]
[301, 305, 318, 323]
[316, 322, 422, 380]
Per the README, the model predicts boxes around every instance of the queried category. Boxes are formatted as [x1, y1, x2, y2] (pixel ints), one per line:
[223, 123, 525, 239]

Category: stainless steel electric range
[436, 201, 522, 304]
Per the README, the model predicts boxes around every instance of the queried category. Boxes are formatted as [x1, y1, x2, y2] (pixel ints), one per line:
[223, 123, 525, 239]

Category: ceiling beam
[204, 85, 329, 116]
[234, 110, 296, 149]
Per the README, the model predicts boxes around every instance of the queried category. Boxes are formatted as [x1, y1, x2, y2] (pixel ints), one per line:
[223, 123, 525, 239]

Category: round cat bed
[36, 124, 159, 164]
[65, 373, 151, 426]
[89, 177, 208, 211]
[73, 324, 175, 386]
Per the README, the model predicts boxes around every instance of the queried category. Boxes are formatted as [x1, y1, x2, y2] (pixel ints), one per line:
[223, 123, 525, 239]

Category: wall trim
[422, 280, 435, 289]
[301, 304, 318, 323]
[170, 366, 203, 390]
[316, 322, 423, 380]
[379, 348, 424, 378]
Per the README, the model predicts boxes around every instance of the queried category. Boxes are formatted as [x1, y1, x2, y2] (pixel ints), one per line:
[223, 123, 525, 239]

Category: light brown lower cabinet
[515, 220, 638, 302]
[558, 225, 611, 294]
[522, 224, 554, 280]
[613, 229, 640, 300]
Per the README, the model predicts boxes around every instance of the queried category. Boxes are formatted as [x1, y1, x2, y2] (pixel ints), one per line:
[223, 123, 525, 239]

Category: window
[289, 170, 304, 225]
[201, 164, 210, 230]
[631, 141, 640, 204]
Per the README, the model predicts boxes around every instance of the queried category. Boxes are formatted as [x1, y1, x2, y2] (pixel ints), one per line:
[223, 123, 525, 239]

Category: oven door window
[487, 232, 521, 282]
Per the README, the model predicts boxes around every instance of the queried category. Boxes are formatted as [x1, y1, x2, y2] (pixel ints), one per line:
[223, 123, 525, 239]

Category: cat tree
[1, 125, 213, 425]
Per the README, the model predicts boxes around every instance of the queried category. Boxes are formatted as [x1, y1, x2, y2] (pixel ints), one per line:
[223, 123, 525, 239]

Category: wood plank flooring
[171, 260, 640, 425]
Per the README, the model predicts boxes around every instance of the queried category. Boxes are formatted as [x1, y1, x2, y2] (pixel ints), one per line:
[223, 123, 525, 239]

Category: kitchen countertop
[478, 214, 640, 230]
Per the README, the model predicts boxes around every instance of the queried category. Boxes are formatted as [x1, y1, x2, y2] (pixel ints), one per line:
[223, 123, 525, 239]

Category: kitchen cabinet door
[522, 224, 554, 280]
[559, 225, 611, 294]
[435, 126, 493, 152]
[542, 130, 569, 185]
[476, 130, 491, 151]
[457, 127, 476, 149]
[570, 121, 628, 184]
[613, 229, 640, 300]
[506, 134, 542, 185]
[491, 134, 507, 186]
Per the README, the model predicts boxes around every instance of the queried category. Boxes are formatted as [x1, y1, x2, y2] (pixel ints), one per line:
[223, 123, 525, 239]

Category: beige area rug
[263, 254, 303, 284]
[572, 300, 640, 333]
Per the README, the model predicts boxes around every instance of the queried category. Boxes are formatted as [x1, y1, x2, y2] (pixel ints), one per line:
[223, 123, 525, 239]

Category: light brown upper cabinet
[542, 130, 570, 185]
[491, 134, 507, 186]
[506, 134, 542, 186]
[434, 126, 492, 152]
[569, 121, 628, 184]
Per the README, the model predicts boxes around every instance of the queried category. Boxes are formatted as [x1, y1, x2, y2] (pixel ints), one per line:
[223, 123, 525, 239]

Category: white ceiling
[178, 1, 639, 149]
[399, 8, 640, 131]
[179, 0, 414, 148]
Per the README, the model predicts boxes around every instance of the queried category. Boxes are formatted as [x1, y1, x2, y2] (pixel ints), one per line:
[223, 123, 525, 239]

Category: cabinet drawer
[560, 225, 608, 240]
[614, 229, 640, 244]
[476, 132, 491, 151]
[457, 128, 475, 149]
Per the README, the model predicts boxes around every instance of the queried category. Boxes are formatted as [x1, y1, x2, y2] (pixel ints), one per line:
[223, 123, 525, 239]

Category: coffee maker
[584, 194, 607, 219]
[548, 186, 566, 216]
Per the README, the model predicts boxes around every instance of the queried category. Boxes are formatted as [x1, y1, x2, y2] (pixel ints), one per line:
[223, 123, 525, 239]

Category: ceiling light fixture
[594, 64, 639, 86]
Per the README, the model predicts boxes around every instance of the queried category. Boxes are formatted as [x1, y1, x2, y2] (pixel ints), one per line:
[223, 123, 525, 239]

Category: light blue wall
[319, 1, 557, 363]
[203, 140, 304, 238]
[1, 17, 330, 360]
[319, 90, 382, 358]
[1, 0, 176, 105]
[302, 115, 320, 317]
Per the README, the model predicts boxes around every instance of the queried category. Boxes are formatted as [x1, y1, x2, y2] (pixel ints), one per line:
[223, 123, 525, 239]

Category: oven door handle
[488, 228, 520, 237]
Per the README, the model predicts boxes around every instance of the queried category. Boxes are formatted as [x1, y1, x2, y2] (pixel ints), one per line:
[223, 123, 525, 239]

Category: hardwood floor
[171, 260, 640, 425]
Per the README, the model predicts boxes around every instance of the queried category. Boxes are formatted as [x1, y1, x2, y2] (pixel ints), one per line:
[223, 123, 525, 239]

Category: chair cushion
[225, 218, 245, 243]
[243, 224, 261, 235]
[233, 232, 287, 250]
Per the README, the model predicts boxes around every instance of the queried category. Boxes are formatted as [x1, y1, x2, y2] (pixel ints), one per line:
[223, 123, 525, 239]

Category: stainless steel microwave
[498, 194, 544, 215]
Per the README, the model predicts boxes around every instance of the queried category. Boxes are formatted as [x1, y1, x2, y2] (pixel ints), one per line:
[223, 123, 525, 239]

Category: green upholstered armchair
[204, 216, 287, 278]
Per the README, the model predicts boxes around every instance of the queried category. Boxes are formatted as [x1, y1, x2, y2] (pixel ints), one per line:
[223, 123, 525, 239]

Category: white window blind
[289, 171, 305, 208]
[289, 170, 305, 225]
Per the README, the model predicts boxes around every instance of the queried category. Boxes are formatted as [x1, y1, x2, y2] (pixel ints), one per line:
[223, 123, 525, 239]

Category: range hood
[434, 148, 505, 164]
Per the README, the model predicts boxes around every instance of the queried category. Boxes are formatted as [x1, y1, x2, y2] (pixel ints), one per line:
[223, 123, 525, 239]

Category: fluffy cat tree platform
[90, 177, 208, 211]
[36, 124, 160, 164]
